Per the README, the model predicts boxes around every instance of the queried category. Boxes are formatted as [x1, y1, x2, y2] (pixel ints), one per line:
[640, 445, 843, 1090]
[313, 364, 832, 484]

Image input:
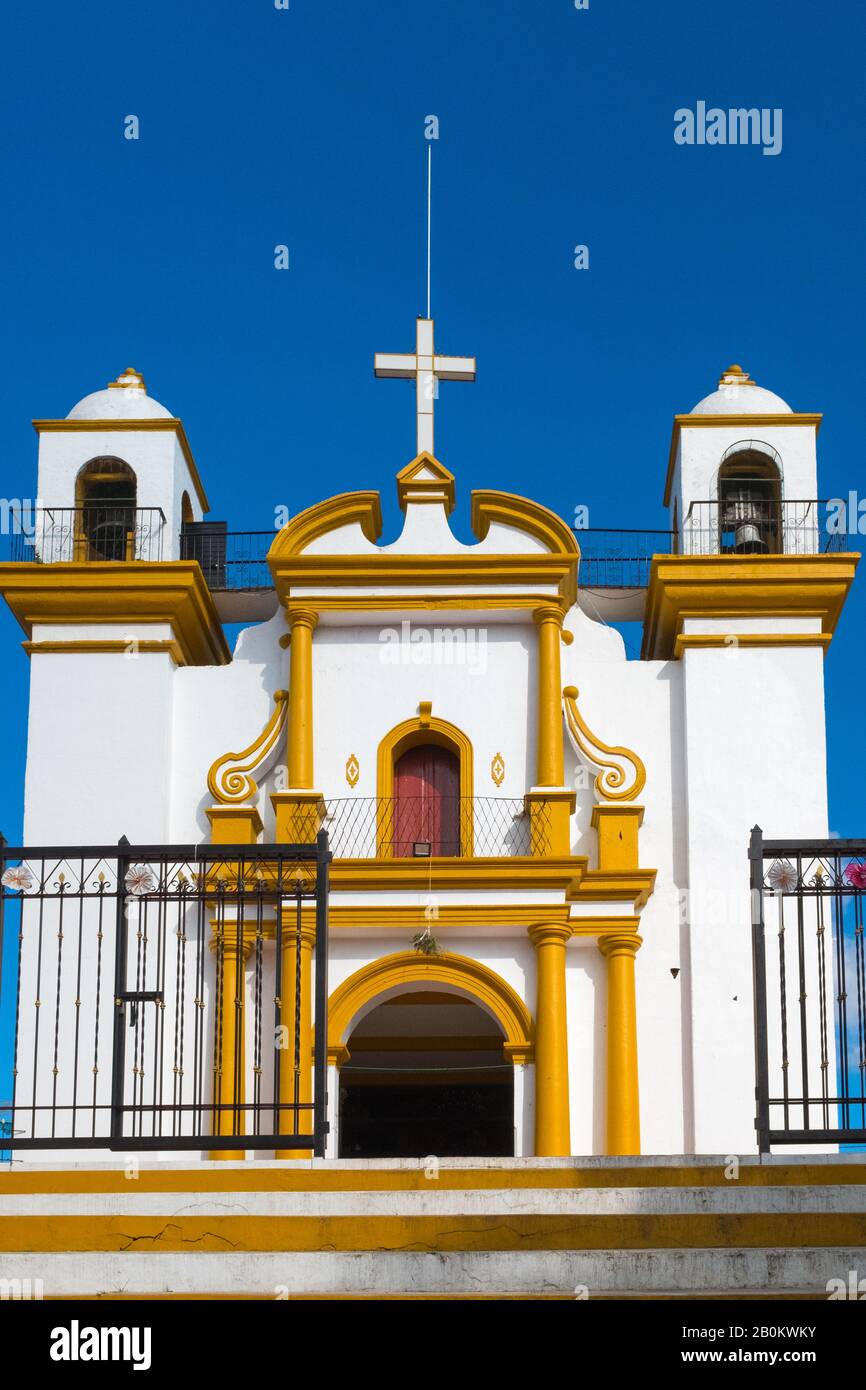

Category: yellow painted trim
[22, 638, 185, 664]
[642, 553, 859, 660]
[376, 710, 474, 857]
[32, 417, 210, 512]
[674, 632, 832, 657]
[563, 686, 646, 802]
[328, 950, 535, 1063]
[0, 561, 230, 665]
[396, 453, 456, 514]
[7, 1211, 866, 1252]
[207, 690, 288, 805]
[268, 491, 383, 559]
[3, 1161, 864, 1195]
[663, 412, 823, 507]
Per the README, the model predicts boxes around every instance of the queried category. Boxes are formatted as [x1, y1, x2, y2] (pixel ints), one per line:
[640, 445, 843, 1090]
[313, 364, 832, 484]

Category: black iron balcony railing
[683, 499, 848, 558]
[323, 796, 550, 859]
[179, 528, 273, 590]
[575, 529, 675, 588]
[6, 506, 166, 563]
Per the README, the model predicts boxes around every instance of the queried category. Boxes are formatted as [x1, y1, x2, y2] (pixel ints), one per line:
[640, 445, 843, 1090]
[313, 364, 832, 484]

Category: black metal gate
[0, 834, 330, 1153]
[750, 827, 866, 1151]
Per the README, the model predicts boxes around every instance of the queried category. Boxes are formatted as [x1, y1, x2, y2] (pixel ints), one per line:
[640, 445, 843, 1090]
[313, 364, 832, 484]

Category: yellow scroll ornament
[562, 685, 646, 803]
[207, 690, 289, 805]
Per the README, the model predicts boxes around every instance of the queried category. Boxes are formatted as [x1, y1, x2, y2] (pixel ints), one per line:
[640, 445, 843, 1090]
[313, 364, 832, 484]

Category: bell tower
[31, 367, 209, 563]
[663, 364, 823, 557]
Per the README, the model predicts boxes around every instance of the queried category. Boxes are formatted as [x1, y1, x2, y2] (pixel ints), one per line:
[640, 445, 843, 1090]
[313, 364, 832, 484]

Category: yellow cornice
[0, 561, 230, 666]
[286, 595, 564, 613]
[298, 903, 573, 930]
[641, 553, 859, 660]
[571, 869, 657, 910]
[569, 914, 642, 940]
[329, 856, 588, 894]
[674, 632, 832, 658]
[22, 638, 185, 664]
[273, 554, 576, 610]
[32, 417, 210, 513]
[664, 412, 823, 507]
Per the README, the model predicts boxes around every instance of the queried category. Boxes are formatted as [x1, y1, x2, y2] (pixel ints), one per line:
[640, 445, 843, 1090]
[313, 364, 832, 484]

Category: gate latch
[117, 991, 164, 1027]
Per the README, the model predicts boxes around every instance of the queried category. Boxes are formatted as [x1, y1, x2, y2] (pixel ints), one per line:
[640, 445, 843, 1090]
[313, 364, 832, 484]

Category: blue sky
[0, 0, 864, 849]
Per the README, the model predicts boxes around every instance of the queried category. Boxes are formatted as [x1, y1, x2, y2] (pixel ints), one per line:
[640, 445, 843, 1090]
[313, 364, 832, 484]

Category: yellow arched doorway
[327, 951, 534, 1159]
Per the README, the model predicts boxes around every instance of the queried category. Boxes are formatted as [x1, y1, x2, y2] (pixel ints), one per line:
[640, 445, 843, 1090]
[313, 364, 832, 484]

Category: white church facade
[0, 346, 858, 1164]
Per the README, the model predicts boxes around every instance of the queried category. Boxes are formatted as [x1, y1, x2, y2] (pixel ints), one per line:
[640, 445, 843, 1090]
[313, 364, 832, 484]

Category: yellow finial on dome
[717, 363, 756, 388]
[107, 367, 146, 390]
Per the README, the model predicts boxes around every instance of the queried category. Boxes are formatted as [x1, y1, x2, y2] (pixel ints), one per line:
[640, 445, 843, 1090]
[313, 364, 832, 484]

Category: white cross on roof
[374, 317, 476, 457]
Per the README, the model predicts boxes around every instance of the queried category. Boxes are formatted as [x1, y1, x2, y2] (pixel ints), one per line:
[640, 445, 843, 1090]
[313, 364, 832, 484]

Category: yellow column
[212, 932, 252, 1160]
[207, 804, 261, 1161]
[529, 923, 571, 1156]
[533, 605, 564, 786]
[598, 932, 642, 1156]
[529, 606, 573, 855]
[287, 607, 318, 789]
[276, 919, 316, 1159]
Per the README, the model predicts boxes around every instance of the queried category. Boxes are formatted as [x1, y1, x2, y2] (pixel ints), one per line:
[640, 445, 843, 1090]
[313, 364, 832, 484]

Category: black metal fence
[0, 835, 330, 1153]
[5, 507, 166, 563]
[750, 827, 866, 1151]
[323, 796, 550, 858]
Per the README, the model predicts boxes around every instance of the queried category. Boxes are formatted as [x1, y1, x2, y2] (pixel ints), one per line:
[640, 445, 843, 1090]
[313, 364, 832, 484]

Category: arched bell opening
[74, 456, 138, 561]
[716, 443, 783, 555]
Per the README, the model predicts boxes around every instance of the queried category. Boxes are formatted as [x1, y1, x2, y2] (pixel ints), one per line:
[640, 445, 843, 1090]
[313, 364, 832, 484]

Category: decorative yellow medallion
[345, 753, 360, 788]
[491, 751, 505, 787]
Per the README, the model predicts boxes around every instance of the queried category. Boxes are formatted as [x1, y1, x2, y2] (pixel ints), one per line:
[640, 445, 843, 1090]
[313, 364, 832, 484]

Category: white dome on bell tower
[66, 368, 174, 421]
[690, 364, 793, 416]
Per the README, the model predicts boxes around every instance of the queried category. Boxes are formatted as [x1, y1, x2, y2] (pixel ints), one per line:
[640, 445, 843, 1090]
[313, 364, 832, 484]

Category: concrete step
[2, 1156, 864, 1298]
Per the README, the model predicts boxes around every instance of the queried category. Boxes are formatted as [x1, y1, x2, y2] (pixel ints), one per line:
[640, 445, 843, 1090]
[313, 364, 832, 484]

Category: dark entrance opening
[338, 990, 514, 1158]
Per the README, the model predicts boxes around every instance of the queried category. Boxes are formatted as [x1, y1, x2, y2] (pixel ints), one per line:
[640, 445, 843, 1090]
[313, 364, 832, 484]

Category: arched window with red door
[392, 742, 462, 856]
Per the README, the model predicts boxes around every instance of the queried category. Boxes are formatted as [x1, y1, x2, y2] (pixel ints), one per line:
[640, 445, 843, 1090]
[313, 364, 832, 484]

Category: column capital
[528, 922, 573, 949]
[287, 606, 319, 633]
[278, 914, 317, 950]
[533, 603, 564, 629]
[598, 932, 643, 960]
